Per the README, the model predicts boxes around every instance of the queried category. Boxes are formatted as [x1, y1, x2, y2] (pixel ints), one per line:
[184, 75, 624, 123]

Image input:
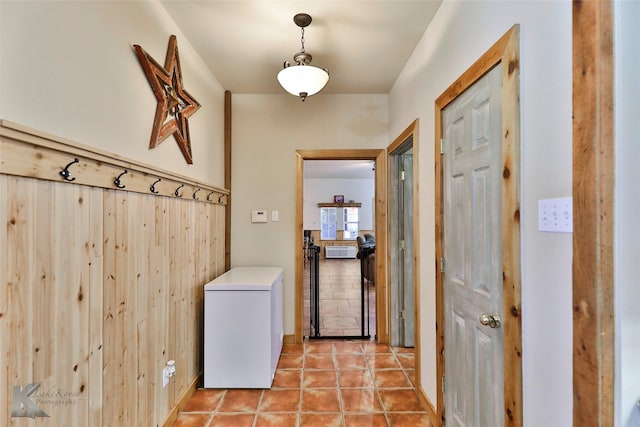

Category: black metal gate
[309, 244, 321, 337]
[308, 244, 371, 339]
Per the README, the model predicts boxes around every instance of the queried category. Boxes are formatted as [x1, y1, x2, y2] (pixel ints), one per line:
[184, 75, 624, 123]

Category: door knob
[479, 314, 501, 329]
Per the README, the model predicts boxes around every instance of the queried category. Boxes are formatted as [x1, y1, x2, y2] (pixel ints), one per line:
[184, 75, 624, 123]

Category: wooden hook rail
[0, 120, 229, 205]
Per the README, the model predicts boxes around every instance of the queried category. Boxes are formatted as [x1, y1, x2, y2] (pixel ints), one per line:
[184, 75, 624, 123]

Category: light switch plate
[538, 197, 573, 233]
[251, 210, 268, 223]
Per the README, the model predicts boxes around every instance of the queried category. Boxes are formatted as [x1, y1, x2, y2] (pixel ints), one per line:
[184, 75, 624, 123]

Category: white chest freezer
[203, 267, 283, 388]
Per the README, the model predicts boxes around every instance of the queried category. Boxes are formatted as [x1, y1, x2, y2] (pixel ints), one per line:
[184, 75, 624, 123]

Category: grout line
[333, 347, 347, 427]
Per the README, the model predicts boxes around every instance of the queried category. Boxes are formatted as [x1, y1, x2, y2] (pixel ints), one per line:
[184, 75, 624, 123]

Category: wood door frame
[572, 1, 615, 425]
[294, 149, 388, 343]
[434, 25, 522, 427]
[386, 119, 424, 397]
[224, 91, 232, 271]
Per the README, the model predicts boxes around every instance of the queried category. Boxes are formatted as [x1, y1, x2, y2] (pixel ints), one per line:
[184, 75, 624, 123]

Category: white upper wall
[390, 1, 572, 425]
[0, 0, 225, 185]
[615, 2, 640, 425]
[304, 178, 375, 231]
[231, 94, 388, 333]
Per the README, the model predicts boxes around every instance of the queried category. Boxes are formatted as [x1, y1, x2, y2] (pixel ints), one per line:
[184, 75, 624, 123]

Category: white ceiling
[160, 0, 442, 95]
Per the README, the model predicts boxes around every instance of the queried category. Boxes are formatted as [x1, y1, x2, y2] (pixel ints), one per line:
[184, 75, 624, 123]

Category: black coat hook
[150, 178, 161, 194]
[218, 194, 227, 204]
[59, 158, 79, 182]
[174, 184, 184, 197]
[192, 188, 201, 200]
[207, 191, 215, 202]
[114, 170, 128, 189]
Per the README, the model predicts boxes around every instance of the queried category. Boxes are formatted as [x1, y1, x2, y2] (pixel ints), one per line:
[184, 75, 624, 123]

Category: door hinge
[400, 170, 405, 181]
[440, 256, 446, 273]
[399, 309, 405, 320]
[440, 138, 445, 155]
[400, 240, 405, 251]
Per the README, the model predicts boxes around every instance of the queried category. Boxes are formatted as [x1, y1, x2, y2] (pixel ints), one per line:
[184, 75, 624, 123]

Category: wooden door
[442, 64, 504, 427]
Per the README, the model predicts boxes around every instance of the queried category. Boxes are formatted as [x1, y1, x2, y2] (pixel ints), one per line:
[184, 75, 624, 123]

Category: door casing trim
[386, 123, 420, 354]
[572, 2, 615, 425]
[434, 25, 522, 427]
[387, 120, 434, 416]
[294, 149, 387, 343]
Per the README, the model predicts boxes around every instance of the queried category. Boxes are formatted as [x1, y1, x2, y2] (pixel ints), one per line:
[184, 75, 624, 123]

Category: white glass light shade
[277, 65, 329, 98]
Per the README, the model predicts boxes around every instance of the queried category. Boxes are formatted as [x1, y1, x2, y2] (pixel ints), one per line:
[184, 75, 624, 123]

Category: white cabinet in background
[203, 267, 283, 388]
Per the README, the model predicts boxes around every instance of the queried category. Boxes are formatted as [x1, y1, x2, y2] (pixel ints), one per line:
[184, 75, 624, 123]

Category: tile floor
[173, 340, 432, 427]
[303, 258, 376, 338]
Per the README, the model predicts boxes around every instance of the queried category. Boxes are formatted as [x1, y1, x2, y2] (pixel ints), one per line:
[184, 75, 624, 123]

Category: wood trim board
[224, 90, 232, 271]
[0, 120, 229, 203]
[572, 1, 615, 425]
[161, 374, 201, 427]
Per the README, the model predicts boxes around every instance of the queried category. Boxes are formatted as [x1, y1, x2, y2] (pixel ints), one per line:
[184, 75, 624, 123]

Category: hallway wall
[0, 2, 227, 424]
[615, 1, 640, 424]
[0, 0, 225, 186]
[304, 178, 375, 231]
[231, 94, 389, 335]
[0, 170, 226, 425]
[389, 1, 573, 425]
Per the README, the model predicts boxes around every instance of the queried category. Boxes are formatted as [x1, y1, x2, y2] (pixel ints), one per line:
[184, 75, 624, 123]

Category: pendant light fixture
[277, 13, 329, 102]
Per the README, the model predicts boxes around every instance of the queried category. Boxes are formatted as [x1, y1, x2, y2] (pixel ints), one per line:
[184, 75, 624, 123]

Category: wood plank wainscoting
[0, 121, 229, 426]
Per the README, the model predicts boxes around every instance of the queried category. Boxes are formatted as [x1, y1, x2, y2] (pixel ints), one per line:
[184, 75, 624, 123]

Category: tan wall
[0, 174, 225, 425]
[231, 94, 390, 335]
[0, 1, 226, 187]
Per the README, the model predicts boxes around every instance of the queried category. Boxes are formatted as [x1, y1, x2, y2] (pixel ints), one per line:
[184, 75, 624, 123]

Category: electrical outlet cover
[162, 367, 169, 388]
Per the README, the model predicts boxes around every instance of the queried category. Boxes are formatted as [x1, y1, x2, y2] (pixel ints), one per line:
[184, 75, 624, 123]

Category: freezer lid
[204, 267, 283, 291]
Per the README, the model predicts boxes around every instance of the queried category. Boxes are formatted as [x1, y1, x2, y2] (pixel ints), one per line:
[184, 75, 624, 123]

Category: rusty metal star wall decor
[134, 35, 200, 164]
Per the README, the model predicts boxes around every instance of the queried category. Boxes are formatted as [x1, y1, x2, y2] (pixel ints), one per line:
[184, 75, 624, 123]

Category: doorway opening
[303, 160, 375, 339]
[388, 120, 419, 349]
[294, 150, 387, 343]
